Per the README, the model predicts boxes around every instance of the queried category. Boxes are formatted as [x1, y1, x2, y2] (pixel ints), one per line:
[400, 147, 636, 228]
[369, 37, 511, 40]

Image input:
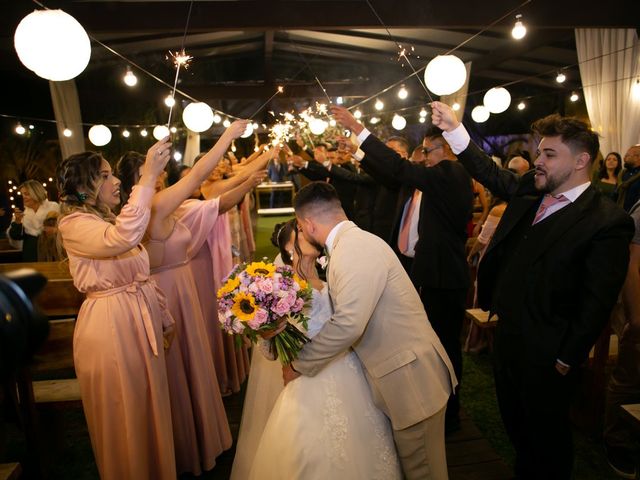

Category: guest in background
[506, 153, 531, 176]
[6, 180, 59, 262]
[332, 105, 473, 434]
[116, 120, 254, 476]
[471, 179, 490, 237]
[603, 197, 640, 479]
[595, 152, 622, 201]
[618, 145, 640, 212]
[266, 153, 289, 207]
[433, 100, 634, 479]
[57, 138, 176, 480]
[411, 145, 427, 165]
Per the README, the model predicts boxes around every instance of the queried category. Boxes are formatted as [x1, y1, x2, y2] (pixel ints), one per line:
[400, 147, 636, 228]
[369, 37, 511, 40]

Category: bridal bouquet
[217, 260, 313, 364]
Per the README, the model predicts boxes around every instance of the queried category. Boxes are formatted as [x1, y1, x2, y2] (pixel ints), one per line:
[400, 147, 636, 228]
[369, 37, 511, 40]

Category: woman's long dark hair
[598, 151, 622, 180]
[115, 151, 145, 205]
[271, 219, 307, 280]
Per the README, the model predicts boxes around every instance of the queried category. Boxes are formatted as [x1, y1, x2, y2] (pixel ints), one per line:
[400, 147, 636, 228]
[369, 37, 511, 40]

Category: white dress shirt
[325, 220, 349, 255]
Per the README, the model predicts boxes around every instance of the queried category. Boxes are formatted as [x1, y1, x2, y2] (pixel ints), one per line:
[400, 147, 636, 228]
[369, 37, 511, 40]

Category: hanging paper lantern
[153, 125, 170, 140]
[424, 55, 467, 96]
[309, 118, 328, 135]
[14, 9, 91, 81]
[241, 123, 254, 138]
[483, 87, 511, 114]
[471, 106, 490, 123]
[182, 102, 214, 132]
[391, 114, 407, 131]
[88, 125, 112, 146]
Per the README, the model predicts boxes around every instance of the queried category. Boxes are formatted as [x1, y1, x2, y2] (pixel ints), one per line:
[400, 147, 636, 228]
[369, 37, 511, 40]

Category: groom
[284, 181, 457, 480]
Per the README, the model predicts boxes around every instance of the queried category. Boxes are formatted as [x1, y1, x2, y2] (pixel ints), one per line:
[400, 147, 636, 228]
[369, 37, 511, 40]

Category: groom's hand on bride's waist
[283, 364, 301, 385]
[259, 318, 288, 340]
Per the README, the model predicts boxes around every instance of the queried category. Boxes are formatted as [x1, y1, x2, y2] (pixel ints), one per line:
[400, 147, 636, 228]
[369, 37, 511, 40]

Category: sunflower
[231, 292, 258, 321]
[293, 274, 308, 291]
[217, 276, 240, 298]
[246, 261, 276, 278]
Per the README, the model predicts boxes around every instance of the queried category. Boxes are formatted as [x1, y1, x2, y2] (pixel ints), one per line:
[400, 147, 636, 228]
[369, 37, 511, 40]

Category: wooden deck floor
[185, 388, 513, 480]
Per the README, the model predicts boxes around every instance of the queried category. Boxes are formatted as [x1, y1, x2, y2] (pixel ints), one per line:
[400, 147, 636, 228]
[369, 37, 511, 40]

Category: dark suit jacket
[325, 164, 378, 232]
[458, 140, 634, 367]
[359, 134, 474, 290]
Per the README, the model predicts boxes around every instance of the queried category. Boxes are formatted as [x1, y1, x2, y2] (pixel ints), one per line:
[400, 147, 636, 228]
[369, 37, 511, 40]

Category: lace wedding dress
[246, 284, 402, 480]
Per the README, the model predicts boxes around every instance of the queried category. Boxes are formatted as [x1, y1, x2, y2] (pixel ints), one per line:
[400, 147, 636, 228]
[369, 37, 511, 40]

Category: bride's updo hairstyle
[271, 219, 309, 280]
[57, 151, 116, 223]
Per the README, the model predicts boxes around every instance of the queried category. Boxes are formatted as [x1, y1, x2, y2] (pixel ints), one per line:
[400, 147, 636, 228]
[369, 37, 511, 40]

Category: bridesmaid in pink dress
[56, 139, 176, 479]
[116, 121, 271, 475]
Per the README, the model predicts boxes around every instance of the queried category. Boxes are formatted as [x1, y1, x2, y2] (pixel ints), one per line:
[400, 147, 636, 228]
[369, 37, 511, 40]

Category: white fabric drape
[49, 80, 85, 159]
[575, 29, 640, 155]
[183, 130, 201, 166]
[440, 61, 472, 121]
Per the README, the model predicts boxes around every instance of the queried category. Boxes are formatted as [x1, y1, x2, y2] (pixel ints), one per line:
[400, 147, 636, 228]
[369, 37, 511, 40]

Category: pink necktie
[398, 190, 420, 253]
[532, 194, 569, 225]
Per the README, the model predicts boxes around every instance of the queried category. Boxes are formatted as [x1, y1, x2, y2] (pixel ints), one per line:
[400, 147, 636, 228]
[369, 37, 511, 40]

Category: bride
[233, 219, 402, 480]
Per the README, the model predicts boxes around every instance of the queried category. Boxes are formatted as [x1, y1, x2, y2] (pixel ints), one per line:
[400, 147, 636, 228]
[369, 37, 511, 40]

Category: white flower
[317, 255, 328, 270]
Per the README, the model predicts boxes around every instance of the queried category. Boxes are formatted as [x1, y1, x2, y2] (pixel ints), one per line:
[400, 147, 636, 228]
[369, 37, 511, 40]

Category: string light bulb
[123, 67, 138, 87]
[419, 117, 426, 123]
[336, 96, 344, 105]
[173, 151, 182, 162]
[140, 129, 148, 137]
[375, 99, 384, 111]
[517, 101, 526, 110]
[223, 119, 231, 128]
[170, 126, 177, 133]
[511, 14, 527, 40]
[570, 92, 579, 102]
[419, 108, 427, 118]
[63, 127, 72, 137]
[369, 117, 380, 124]
[398, 85, 408, 99]
[164, 94, 176, 107]
[452, 102, 460, 111]
[556, 72, 566, 83]
[354, 110, 362, 119]
[213, 114, 222, 124]
[15, 124, 26, 135]
[122, 129, 130, 138]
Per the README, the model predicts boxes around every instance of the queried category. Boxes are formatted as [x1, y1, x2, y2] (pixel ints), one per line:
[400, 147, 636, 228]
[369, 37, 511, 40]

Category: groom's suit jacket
[293, 222, 457, 430]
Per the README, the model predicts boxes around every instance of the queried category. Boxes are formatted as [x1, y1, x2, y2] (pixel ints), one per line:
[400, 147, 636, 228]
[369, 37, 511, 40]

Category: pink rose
[258, 278, 274, 294]
[231, 319, 245, 334]
[292, 297, 305, 312]
[248, 308, 269, 329]
[274, 298, 291, 316]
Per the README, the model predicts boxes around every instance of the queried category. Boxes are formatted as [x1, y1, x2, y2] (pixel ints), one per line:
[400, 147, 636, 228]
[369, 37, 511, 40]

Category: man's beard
[624, 161, 635, 170]
[308, 236, 326, 254]
[534, 168, 572, 193]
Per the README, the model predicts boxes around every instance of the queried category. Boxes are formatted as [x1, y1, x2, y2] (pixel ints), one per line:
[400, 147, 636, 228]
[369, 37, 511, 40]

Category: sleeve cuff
[556, 358, 570, 368]
[303, 161, 309, 169]
[352, 149, 365, 162]
[442, 123, 471, 155]
[356, 128, 371, 145]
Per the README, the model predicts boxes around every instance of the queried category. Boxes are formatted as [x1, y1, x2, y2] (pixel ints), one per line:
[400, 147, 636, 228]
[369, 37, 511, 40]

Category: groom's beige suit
[293, 221, 457, 479]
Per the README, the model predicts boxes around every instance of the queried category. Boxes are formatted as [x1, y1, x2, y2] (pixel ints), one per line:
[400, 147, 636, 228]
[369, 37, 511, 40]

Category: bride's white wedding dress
[246, 284, 402, 480]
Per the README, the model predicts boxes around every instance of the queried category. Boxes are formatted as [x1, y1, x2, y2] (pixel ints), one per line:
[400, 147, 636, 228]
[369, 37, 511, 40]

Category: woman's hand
[12, 208, 24, 224]
[140, 136, 172, 184]
[259, 317, 288, 340]
[224, 120, 250, 140]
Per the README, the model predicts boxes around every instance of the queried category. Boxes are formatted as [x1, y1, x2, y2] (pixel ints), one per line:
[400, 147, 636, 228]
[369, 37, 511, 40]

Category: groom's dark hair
[294, 181, 343, 219]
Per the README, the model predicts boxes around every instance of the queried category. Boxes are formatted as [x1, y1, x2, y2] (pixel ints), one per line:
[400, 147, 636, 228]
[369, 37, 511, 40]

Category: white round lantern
[153, 125, 170, 140]
[391, 114, 407, 131]
[88, 125, 112, 146]
[182, 102, 214, 132]
[471, 106, 490, 123]
[241, 123, 254, 138]
[309, 118, 328, 135]
[14, 9, 91, 81]
[424, 55, 467, 96]
[483, 87, 511, 114]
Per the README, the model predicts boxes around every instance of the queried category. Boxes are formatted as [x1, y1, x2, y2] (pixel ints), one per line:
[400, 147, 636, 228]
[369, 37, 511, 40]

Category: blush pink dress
[189, 209, 250, 395]
[145, 198, 232, 475]
[58, 185, 176, 480]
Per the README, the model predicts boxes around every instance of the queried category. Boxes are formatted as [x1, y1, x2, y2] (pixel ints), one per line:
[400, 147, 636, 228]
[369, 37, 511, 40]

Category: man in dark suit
[332, 106, 474, 433]
[432, 101, 634, 479]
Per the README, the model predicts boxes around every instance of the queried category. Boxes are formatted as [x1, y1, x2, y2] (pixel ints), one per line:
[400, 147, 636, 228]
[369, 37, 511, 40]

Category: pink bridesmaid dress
[58, 185, 176, 480]
[189, 209, 250, 395]
[145, 198, 231, 475]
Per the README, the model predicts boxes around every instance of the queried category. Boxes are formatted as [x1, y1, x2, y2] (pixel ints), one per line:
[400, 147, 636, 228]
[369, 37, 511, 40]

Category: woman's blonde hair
[56, 151, 116, 223]
[19, 179, 48, 205]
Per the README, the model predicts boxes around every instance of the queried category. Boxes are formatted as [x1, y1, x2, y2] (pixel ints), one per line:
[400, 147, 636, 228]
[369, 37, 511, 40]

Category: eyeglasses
[422, 144, 443, 155]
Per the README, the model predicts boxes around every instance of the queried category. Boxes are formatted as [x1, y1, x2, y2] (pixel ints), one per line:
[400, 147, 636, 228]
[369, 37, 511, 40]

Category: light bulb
[452, 102, 460, 111]
[556, 72, 566, 83]
[391, 114, 406, 131]
[375, 99, 384, 111]
[173, 151, 182, 161]
[354, 110, 362, 119]
[213, 114, 222, 124]
[511, 15, 526, 40]
[170, 126, 177, 133]
[570, 92, 579, 102]
[369, 117, 379, 124]
[7, 181, 12, 185]
[63, 127, 72, 137]
[419, 108, 427, 118]
[398, 86, 408, 99]
[419, 117, 426, 123]
[223, 119, 231, 128]
[15, 124, 26, 135]
[164, 94, 175, 107]
[336, 96, 343, 105]
[517, 101, 526, 110]
[122, 129, 130, 138]
[140, 129, 148, 137]
[29, 125, 34, 130]
[123, 67, 137, 87]
[42, 183, 47, 187]
[48, 177, 53, 182]
[252, 122, 259, 130]
[329, 119, 336, 127]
